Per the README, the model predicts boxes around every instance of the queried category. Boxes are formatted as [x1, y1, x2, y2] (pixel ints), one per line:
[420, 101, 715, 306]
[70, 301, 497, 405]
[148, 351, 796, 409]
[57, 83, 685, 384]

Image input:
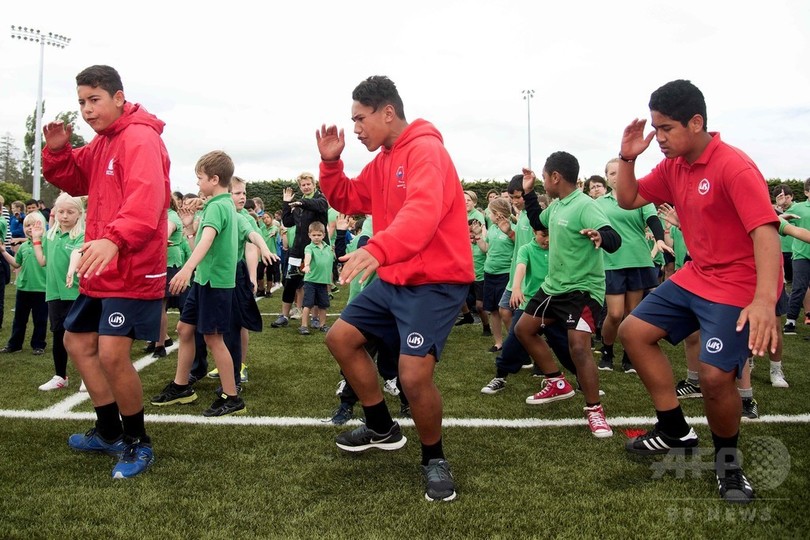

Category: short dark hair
[195, 150, 234, 188]
[772, 184, 793, 198]
[507, 174, 524, 195]
[586, 175, 606, 190]
[352, 76, 406, 120]
[243, 199, 256, 211]
[543, 151, 580, 184]
[25, 199, 38, 207]
[649, 79, 707, 131]
[76, 65, 124, 97]
[805, 178, 810, 192]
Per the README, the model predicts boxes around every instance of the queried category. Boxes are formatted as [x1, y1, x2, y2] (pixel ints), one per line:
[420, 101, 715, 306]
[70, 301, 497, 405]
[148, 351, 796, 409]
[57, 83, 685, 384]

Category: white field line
[9, 339, 810, 428]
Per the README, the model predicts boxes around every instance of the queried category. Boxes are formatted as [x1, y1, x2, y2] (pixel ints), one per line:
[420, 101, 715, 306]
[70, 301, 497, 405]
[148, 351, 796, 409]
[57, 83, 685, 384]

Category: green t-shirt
[788, 200, 810, 261]
[237, 209, 261, 262]
[167, 209, 184, 268]
[347, 217, 376, 302]
[0, 219, 6, 244]
[596, 193, 656, 270]
[42, 230, 84, 301]
[506, 209, 533, 289]
[467, 208, 486, 225]
[540, 189, 610, 305]
[194, 193, 238, 289]
[15, 241, 47, 292]
[303, 242, 335, 284]
[472, 241, 486, 282]
[327, 207, 340, 245]
[516, 240, 549, 309]
[483, 223, 514, 275]
[671, 226, 688, 270]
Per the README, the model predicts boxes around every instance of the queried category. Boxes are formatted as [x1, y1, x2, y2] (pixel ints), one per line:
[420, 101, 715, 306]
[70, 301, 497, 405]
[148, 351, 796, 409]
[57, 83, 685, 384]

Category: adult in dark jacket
[271, 171, 329, 327]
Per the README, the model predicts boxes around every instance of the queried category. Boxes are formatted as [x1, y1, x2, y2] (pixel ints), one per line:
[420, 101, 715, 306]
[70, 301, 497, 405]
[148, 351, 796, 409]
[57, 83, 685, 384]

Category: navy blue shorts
[179, 282, 233, 335]
[605, 267, 658, 294]
[340, 279, 468, 360]
[483, 272, 509, 312]
[64, 294, 162, 340]
[523, 289, 601, 333]
[472, 280, 484, 302]
[165, 267, 182, 298]
[631, 279, 750, 375]
[303, 281, 330, 309]
[235, 261, 262, 332]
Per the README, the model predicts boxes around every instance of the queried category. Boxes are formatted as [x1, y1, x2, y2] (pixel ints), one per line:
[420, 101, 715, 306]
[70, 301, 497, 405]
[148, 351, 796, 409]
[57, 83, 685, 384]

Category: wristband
[33, 241, 42, 245]
[618, 152, 636, 163]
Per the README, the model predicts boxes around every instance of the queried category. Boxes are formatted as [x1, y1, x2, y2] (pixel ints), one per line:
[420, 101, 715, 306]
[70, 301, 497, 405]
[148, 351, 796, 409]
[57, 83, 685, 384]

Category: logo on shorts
[706, 337, 723, 353]
[698, 178, 710, 195]
[406, 332, 424, 349]
[108, 312, 125, 328]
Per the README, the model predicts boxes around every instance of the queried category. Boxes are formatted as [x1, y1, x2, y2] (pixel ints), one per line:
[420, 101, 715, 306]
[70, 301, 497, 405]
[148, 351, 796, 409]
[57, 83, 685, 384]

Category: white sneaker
[383, 378, 400, 396]
[39, 375, 68, 391]
[481, 377, 506, 395]
[290, 306, 302, 320]
[335, 378, 347, 396]
[79, 380, 87, 392]
[770, 365, 789, 388]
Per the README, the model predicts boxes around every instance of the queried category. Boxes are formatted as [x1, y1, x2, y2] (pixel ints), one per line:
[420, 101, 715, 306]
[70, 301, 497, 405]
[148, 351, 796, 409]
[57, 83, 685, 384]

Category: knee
[176, 322, 194, 341]
[617, 318, 640, 345]
[324, 323, 360, 356]
[699, 369, 734, 397]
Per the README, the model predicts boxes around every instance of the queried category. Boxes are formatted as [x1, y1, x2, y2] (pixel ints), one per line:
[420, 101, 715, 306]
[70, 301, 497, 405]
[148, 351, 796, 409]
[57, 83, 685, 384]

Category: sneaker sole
[677, 393, 703, 399]
[625, 440, 700, 456]
[591, 428, 614, 438]
[336, 436, 408, 453]
[203, 407, 247, 417]
[112, 458, 155, 479]
[597, 366, 613, 371]
[771, 381, 789, 388]
[525, 390, 575, 405]
[481, 387, 505, 395]
[150, 394, 198, 406]
[425, 490, 457, 502]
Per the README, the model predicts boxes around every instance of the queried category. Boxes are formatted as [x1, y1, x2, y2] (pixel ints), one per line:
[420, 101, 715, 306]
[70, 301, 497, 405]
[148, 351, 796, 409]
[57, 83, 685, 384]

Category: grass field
[0, 284, 807, 539]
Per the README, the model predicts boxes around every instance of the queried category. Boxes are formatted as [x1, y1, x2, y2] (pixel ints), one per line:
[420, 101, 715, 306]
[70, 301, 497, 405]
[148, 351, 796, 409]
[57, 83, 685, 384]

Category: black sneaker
[150, 382, 198, 406]
[741, 398, 759, 419]
[325, 403, 353, 425]
[597, 357, 613, 371]
[783, 322, 797, 335]
[675, 380, 702, 399]
[454, 313, 474, 326]
[399, 403, 411, 418]
[163, 338, 174, 347]
[481, 326, 492, 337]
[423, 459, 457, 502]
[335, 422, 407, 453]
[599, 345, 614, 367]
[143, 341, 156, 353]
[622, 352, 636, 374]
[716, 467, 755, 504]
[152, 346, 167, 358]
[625, 424, 699, 455]
[203, 393, 246, 417]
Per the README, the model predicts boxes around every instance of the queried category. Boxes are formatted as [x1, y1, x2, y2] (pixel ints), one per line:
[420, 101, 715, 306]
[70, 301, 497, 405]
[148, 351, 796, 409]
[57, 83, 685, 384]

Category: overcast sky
[2, 0, 809, 196]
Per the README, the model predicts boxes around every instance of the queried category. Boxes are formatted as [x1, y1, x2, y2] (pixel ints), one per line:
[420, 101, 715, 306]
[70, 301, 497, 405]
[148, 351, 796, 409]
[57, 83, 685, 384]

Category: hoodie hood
[385, 118, 443, 154]
[99, 102, 165, 137]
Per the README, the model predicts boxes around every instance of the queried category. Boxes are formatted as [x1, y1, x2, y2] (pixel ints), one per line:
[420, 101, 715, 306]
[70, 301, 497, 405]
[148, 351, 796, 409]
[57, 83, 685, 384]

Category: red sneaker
[525, 377, 575, 405]
[584, 404, 613, 438]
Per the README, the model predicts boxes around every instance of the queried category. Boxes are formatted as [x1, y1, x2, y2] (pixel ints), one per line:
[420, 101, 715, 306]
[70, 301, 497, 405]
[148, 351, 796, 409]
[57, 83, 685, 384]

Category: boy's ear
[113, 90, 125, 108]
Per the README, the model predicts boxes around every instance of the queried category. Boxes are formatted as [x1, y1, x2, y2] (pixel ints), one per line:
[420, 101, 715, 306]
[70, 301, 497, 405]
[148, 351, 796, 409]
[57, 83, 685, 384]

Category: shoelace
[425, 461, 451, 483]
[586, 408, 610, 430]
[720, 469, 748, 491]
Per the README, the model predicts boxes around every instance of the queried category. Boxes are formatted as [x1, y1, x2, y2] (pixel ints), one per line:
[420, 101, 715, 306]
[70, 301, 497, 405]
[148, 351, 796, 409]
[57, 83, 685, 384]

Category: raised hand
[336, 213, 350, 231]
[522, 168, 537, 195]
[620, 118, 655, 161]
[282, 187, 295, 203]
[316, 124, 345, 161]
[43, 121, 72, 151]
[580, 228, 603, 249]
[30, 220, 45, 240]
[657, 203, 680, 228]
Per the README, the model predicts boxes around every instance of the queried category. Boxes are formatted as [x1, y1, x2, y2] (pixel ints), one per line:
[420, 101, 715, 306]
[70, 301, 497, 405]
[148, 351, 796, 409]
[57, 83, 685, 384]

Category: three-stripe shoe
[716, 467, 755, 504]
[625, 424, 699, 455]
[335, 422, 407, 453]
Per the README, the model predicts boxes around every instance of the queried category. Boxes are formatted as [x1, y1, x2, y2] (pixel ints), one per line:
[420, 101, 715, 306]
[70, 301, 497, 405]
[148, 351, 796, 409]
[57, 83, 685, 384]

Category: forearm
[751, 225, 782, 304]
[616, 161, 645, 209]
[181, 232, 215, 274]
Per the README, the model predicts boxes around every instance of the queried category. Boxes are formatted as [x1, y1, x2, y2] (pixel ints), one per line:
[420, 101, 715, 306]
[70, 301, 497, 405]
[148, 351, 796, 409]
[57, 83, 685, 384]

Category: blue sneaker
[67, 428, 126, 456]
[112, 440, 154, 479]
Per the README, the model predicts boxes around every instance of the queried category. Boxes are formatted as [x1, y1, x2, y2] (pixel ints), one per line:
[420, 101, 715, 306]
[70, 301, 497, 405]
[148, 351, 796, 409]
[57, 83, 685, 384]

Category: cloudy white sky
[2, 0, 809, 196]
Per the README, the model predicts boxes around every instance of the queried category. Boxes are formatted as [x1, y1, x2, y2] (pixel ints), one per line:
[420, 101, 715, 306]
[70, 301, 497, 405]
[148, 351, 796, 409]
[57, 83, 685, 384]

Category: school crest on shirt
[395, 165, 406, 188]
[106, 157, 115, 176]
[697, 178, 710, 195]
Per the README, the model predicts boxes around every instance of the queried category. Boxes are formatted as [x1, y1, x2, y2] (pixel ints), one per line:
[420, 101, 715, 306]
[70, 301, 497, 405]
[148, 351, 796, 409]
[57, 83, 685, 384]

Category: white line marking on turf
[1, 408, 808, 428]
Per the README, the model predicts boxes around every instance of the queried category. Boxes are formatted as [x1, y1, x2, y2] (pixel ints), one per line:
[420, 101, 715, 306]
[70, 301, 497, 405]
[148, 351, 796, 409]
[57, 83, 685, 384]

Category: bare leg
[324, 319, 383, 405]
[618, 315, 677, 411]
[399, 354, 442, 445]
[173, 321, 196, 385]
[699, 363, 741, 437]
[97, 335, 142, 415]
[205, 333, 237, 395]
[64, 331, 115, 406]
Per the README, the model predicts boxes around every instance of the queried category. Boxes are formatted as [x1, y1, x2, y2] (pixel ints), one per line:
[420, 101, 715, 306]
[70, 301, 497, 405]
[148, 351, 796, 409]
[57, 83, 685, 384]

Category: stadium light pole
[10, 25, 71, 201]
[522, 89, 535, 171]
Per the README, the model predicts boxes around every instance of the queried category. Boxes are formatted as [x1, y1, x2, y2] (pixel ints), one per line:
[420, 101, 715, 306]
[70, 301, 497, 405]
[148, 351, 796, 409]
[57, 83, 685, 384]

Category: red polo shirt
[637, 132, 781, 308]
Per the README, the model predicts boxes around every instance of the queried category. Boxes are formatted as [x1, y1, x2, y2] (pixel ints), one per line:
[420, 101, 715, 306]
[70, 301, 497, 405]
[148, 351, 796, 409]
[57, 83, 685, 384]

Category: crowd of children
[3, 66, 804, 507]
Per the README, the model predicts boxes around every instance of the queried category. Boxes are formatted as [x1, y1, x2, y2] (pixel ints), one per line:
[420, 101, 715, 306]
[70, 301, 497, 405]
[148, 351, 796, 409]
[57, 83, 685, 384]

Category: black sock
[421, 439, 445, 466]
[712, 431, 740, 472]
[94, 402, 123, 442]
[603, 343, 614, 355]
[655, 406, 690, 438]
[172, 381, 189, 390]
[585, 401, 601, 408]
[544, 371, 563, 379]
[121, 408, 148, 443]
[362, 400, 394, 434]
[482, 324, 491, 331]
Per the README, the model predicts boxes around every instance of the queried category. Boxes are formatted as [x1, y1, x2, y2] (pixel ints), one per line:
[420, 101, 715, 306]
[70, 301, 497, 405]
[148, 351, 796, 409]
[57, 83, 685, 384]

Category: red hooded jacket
[319, 119, 473, 286]
[42, 102, 171, 300]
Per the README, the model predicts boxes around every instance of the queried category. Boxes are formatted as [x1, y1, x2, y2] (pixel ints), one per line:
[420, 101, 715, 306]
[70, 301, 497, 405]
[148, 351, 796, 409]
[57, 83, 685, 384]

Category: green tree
[0, 181, 31, 207]
[0, 133, 22, 184]
[23, 105, 87, 204]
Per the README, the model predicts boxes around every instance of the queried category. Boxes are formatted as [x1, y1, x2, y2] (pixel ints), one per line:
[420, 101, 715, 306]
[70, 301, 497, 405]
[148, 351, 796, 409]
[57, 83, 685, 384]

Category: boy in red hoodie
[316, 75, 473, 502]
[42, 65, 170, 479]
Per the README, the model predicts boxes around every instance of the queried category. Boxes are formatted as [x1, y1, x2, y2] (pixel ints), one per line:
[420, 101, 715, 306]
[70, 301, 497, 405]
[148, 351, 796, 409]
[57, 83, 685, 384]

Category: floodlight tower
[10, 25, 71, 200]
[522, 89, 535, 171]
